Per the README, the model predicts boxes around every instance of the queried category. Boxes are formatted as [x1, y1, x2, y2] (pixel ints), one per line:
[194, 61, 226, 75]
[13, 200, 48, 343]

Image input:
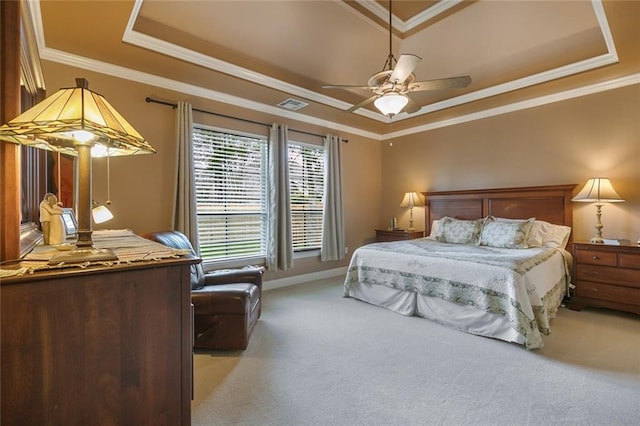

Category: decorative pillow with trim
[436, 217, 485, 245]
[480, 217, 534, 249]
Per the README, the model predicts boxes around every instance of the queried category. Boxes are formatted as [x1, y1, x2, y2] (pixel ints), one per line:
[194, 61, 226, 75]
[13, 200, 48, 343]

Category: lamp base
[48, 245, 117, 265]
[590, 237, 605, 244]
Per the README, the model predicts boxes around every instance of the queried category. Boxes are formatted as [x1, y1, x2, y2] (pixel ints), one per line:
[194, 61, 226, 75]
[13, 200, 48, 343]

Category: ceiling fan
[323, 0, 472, 117]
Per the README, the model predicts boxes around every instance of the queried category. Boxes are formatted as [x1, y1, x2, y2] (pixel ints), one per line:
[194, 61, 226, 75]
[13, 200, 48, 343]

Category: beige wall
[38, 61, 640, 281]
[41, 61, 382, 280]
[382, 84, 640, 243]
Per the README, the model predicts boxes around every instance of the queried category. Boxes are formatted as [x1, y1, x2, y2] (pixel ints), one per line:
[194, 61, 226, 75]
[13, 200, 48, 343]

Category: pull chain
[106, 148, 112, 205]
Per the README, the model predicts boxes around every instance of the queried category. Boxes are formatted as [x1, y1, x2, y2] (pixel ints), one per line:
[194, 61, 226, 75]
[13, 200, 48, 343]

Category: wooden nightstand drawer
[574, 249, 617, 266]
[620, 253, 640, 269]
[570, 241, 640, 315]
[576, 264, 640, 288]
[375, 229, 424, 242]
[575, 280, 640, 306]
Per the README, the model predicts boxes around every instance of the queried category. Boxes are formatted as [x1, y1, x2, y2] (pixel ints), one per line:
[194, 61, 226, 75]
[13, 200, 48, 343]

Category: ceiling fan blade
[323, 84, 373, 90]
[410, 75, 472, 91]
[389, 54, 421, 84]
[404, 97, 421, 114]
[346, 95, 378, 113]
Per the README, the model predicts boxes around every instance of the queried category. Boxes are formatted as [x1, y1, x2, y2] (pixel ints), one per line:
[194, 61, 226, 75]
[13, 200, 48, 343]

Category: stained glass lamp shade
[0, 78, 155, 264]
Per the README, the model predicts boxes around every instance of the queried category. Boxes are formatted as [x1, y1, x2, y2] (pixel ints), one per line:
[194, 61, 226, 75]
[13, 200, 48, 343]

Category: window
[193, 126, 267, 263]
[288, 142, 325, 252]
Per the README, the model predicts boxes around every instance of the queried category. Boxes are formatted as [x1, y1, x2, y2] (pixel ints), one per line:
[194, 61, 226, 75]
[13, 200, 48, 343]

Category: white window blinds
[288, 142, 325, 252]
[193, 127, 268, 262]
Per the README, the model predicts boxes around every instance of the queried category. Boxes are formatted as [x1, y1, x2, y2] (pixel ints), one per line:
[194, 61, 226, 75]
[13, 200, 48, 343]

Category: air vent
[277, 98, 309, 111]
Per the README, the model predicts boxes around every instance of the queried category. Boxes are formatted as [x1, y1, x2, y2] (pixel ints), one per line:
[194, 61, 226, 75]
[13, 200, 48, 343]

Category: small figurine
[40, 193, 65, 245]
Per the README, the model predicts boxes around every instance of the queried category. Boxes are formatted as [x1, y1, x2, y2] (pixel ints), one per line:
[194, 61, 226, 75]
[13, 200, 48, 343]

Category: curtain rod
[145, 97, 347, 142]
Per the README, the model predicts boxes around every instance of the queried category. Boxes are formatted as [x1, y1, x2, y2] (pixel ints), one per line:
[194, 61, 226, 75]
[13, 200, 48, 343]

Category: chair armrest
[202, 267, 264, 290]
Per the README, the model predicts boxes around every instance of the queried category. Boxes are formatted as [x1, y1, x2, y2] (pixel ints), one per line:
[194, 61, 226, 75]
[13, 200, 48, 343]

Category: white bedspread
[344, 239, 570, 349]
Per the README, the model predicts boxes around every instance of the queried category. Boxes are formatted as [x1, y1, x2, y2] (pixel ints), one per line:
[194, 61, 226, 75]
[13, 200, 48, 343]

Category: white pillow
[480, 217, 534, 249]
[529, 220, 572, 249]
[427, 219, 441, 239]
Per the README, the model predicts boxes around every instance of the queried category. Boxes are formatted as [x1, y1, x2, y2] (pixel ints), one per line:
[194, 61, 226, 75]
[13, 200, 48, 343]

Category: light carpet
[192, 277, 640, 425]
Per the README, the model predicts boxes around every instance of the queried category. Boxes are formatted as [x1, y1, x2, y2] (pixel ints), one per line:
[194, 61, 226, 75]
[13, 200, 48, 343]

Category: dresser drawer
[620, 252, 640, 270]
[574, 248, 617, 266]
[576, 264, 640, 288]
[575, 280, 640, 306]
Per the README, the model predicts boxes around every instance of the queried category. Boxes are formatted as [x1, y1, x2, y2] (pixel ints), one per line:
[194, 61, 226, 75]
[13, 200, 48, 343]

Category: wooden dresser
[375, 229, 424, 242]
[570, 242, 640, 315]
[1, 256, 196, 425]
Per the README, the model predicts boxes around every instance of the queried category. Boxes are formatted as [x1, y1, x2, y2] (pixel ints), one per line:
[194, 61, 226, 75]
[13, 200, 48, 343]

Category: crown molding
[405, 52, 619, 118]
[385, 73, 640, 140]
[37, 46, 384, 140]
[29, 0, 635, 142]
[21, 0, 46, 92]
[121, 0, 618, 125]
[353, 0, 465, 33]
[123, 0, 385, 123]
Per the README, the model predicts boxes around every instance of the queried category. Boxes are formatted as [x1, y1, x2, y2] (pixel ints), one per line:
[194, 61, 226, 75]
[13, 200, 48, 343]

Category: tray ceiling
[33, 0, 640, 138]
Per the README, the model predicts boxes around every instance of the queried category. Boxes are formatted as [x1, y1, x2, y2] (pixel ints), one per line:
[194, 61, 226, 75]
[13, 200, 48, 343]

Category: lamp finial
[75, 78, 89, 89]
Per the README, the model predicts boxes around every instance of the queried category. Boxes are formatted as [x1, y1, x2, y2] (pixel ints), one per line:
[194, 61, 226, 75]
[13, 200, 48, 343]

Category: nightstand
[569, 242, 640, 315]
[375, 229, 424, 243]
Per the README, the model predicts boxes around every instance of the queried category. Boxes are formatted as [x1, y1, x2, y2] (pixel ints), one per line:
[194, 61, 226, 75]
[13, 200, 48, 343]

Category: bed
[344, 184, 576, 349]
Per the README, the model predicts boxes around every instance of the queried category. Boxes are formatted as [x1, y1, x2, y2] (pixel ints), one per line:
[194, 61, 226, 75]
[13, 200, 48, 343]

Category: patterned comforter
[344, 239, 569, 349]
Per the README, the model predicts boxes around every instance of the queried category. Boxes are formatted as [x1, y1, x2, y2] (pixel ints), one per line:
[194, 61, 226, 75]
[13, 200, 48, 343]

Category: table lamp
[0, 78, 155, 264]
[572, 177, 624, 243]
[400, 192, 424, 231]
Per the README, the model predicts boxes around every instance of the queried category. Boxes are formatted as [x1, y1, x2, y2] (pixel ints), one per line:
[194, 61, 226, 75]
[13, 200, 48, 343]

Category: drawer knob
[592, 256, 599, 260]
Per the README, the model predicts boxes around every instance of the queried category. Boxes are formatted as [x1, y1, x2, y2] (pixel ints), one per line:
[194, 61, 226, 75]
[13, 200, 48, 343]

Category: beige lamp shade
[400, 192, 424, 231]
[572, 178, 625, 203]
[400, 192, 425, 207]
[572, 178, 624, 244]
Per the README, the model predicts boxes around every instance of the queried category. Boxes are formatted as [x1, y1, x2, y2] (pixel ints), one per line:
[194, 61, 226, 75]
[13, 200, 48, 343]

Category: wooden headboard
[423, 184, 576, 237]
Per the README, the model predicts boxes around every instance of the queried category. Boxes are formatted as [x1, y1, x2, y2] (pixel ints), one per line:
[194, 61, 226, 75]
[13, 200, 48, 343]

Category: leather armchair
[141, 230, 263, 350]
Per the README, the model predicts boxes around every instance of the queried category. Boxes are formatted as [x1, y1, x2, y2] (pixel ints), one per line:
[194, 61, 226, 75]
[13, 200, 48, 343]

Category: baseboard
[263, 266, 348, 291]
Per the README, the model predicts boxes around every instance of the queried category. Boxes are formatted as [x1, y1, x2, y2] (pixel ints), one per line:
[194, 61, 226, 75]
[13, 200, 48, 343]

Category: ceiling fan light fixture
[374, 92, 408, 116]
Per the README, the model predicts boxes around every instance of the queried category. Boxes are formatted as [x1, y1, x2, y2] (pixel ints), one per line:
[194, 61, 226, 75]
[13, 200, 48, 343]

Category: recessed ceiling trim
[123, 0, 383, 122]
[354, 0, 465, 33]
[406, 52, 619, 118]
[122, 0, 617, 125]
[122, 27, 385, 123]
[592, 0, 618, 61]
[395, 0, 618, 119]
[386, 73, 640, 140]
[32, 47, 383, 140]
[32, 45, 639, 143]
[29, 0, 633, 142]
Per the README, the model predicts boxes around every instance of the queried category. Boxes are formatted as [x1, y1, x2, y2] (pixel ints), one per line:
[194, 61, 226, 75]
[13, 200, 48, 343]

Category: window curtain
[321, 134, 345, 261]
[267, 123, 293, 271]
[172, 101, 200, 254]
